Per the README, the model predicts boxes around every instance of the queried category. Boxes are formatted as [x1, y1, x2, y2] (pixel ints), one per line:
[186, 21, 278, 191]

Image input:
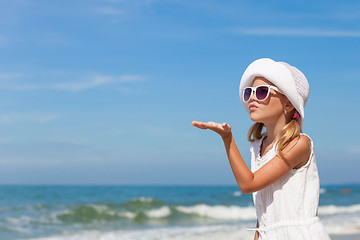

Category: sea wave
[4, 203, 360, 239]
[21, 219, 360, 240]
[323, 213, 360, 235]
[23, 224, 254, 240]
[3, 216, 34, 234]
[5, 202, 360, 227]
[54, 204, 125, 223]
[120, 197, 165, 211]
[51, 203, 256, 223]
[319, 204, 360, 215]
[145, 206, 172, 218]
[176, 204, 256, 220]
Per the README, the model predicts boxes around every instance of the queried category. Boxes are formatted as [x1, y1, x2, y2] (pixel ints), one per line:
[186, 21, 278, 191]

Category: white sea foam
[4, 216, 33, 233]
[323, 214, 360, 235]
[319, 188, 326, 194]
[232, 191, 242, 196]
[6, 215, 34, 226]
[145, 206, 171, 218]
[325, 223, 360, 235]
[24, 224, 254, 240]
[49, 209, 71, 221]
[88, 204, 111, 213]
[21, 218, 360, 240]
[319, 204, 360, 215]
[174, 203, 360, 221]
[133, 197, 156, 202]
[176, 204, 256, 220]
[118, 211, 136, 219]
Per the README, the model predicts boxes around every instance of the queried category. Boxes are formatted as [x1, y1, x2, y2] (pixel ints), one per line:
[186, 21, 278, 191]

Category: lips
[249, 103, 258, 111]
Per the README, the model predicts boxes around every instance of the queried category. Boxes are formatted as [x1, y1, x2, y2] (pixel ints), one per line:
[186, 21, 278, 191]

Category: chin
[249, 112, 263, 122]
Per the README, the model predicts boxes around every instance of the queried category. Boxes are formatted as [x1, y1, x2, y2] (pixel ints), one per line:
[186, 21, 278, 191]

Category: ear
[284, 99, 295, 113]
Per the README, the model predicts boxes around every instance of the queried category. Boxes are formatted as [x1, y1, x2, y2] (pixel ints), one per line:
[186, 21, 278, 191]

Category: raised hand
[192, 120, 232, 138]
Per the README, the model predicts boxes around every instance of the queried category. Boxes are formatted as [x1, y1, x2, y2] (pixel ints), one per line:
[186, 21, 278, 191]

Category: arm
[192, 121, 311, 194]
[221, 132, 254, 194]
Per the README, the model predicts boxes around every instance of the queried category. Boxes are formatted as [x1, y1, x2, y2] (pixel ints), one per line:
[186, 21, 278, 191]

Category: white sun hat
[239, 58, 309, 129]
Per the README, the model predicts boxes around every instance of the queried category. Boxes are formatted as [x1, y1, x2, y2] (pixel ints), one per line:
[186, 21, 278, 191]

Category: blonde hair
[247, 112, 301, 158]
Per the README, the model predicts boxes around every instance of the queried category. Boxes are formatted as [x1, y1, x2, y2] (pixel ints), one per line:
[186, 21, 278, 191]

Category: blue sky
[0, 0, 359, 185]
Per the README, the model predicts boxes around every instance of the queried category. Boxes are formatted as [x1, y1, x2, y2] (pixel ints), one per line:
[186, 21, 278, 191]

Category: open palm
[192, 120, 232, 138]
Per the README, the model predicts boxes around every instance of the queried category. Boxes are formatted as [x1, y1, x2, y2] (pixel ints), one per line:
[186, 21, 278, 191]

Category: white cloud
[52, 75, 115, 91]
[0, 73, 24, 80]
[91, 6, 124, 16]
[89, 0, 156, 20]
[0, 84, 38, 90]
[347, 147, 360, 154]
[0, 72, 39, 90]
[0, 113, 60, 124]
[52, 74, 145, 91]
[0, 72, 146, 92]
[231, 28, 360, 37]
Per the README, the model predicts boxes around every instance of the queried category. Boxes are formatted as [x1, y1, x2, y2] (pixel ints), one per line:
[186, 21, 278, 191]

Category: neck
[263, 117, 288, 144]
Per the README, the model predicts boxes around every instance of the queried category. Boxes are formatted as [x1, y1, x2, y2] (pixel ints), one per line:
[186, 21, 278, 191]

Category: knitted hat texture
[239, 58, 309, 129]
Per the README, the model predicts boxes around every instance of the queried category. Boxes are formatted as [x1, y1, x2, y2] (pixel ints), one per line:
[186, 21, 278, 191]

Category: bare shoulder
[282, 134, 312, 169]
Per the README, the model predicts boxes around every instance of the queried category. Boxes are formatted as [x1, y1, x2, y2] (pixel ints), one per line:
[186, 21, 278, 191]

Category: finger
[192, 120, 204, 126]
[192, 120, 198, 126]
[192, 121, 209, 129]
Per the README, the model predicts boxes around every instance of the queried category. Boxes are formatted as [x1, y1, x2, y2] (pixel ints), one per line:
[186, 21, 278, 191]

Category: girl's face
[248, 77, 290, 124]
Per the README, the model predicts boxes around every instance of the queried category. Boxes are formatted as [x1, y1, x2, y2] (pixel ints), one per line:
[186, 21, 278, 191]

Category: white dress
[247, 133, 331, 240]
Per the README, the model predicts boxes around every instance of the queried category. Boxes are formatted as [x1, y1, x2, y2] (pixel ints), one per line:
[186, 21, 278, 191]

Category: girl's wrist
[221, 132, 233, 141]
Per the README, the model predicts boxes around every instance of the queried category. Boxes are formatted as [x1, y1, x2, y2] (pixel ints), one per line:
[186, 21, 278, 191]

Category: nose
[248, 89, 256, 102]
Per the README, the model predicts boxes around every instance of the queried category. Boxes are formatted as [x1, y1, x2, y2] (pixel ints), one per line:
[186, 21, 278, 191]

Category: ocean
[0, 185, 359, 240]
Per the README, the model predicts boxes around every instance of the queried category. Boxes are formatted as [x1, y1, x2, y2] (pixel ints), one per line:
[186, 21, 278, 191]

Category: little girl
[192, 58, 331, 240]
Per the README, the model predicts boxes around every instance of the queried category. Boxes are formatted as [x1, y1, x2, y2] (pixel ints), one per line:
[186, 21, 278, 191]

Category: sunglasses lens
[243, 88, 252, 101]
[256, 86, 269, 100]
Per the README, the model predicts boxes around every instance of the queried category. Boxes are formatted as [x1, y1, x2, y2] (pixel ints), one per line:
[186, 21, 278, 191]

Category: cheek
[251, 99, 284, 120]
[268, 98, 285, 115]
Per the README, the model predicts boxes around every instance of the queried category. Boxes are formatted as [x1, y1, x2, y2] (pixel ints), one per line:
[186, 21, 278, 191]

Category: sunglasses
[243, 85, 283, 102]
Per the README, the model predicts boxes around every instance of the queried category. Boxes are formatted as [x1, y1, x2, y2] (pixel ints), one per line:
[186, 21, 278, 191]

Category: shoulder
[285, 134, 311, 152]
[281, 134, 312, 168]
[294, 134, 312, 150]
